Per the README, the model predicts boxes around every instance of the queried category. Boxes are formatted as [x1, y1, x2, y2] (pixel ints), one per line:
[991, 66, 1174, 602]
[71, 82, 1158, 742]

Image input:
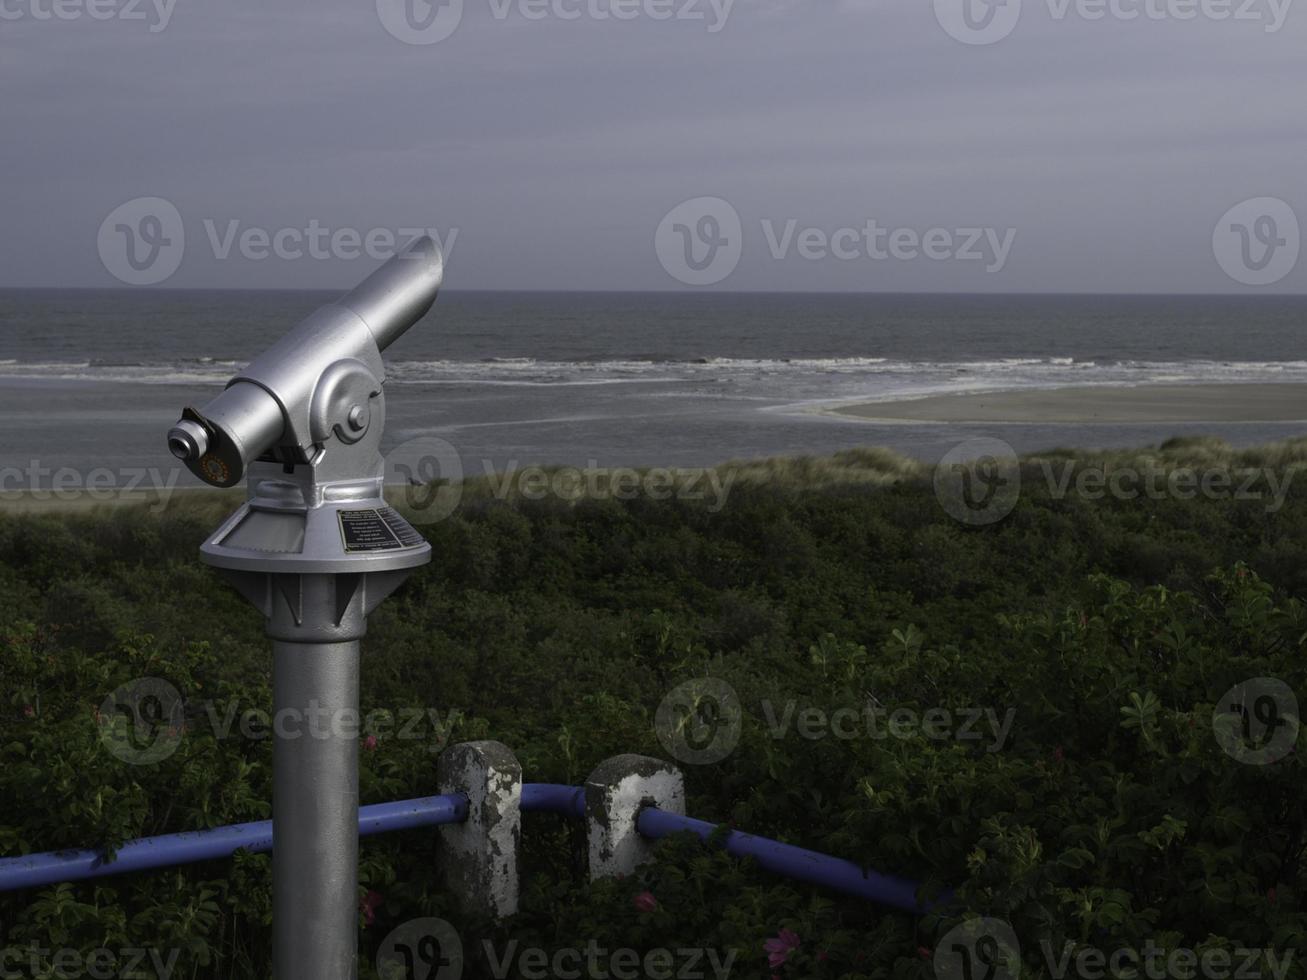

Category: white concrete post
[584, 755, 685, 879]
[437, 740, 522, 919]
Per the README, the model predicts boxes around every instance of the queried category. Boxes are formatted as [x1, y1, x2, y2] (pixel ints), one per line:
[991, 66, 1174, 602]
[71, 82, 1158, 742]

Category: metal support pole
[212, 550, 424, 980]
[272, 637, 360, 979]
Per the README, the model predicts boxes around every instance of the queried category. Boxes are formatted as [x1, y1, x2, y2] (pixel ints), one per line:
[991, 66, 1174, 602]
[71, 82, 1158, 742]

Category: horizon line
[2, 286, 1305, 299]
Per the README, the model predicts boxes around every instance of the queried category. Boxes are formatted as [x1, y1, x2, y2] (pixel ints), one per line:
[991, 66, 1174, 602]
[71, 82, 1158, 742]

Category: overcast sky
[1, 0, 1303, 292]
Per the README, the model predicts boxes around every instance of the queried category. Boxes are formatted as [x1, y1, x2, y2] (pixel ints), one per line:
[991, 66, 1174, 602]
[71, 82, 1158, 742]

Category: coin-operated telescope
[167, 238, 442, 979]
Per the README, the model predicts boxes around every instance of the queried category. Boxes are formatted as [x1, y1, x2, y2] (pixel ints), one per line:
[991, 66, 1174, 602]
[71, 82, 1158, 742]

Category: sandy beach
[827, 384, 1307, 424]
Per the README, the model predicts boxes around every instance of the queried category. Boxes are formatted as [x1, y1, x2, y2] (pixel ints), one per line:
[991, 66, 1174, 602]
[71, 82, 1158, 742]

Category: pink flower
[918, 946, 932, 960]
[363, 734, 379, 752]
[22, 705, 34, 719]
[1052, 746, 1064, 763]
[764, 928, 800, 968]
[360, 890, 383, 927]
[633, 891, 658, 913]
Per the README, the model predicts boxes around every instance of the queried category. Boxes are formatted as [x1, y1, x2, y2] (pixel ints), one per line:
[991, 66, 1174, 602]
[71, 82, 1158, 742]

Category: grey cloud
[1, 0, 1303, 291]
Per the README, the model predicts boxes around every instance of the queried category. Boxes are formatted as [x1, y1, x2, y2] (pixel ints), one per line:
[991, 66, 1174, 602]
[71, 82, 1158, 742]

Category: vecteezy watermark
[97, 196, 458, 286]
[375, 0, 735, 46]
[933, 0, 1292, 45]
[385, 437, 466, 524]
[0, 460, 182, 510]
[98, 677, 462, 765]
[1034, 458, 1298, 512]
[935, 438, 1300, 526]
[377, 918, 737, 980]
[758, 220, 1016, 273]
[377, 918, 463, 980]
[655, 677, 743, 765]
[1212, 677, 1300, 766]
[655, 196, 1017, 286]
[385, 436, 738, 525]
[97, 677, 186, 765]
[1037, 938, 1293, 979]
[1213, 198, 1301, 287]
[0, 0, 177, 32]
[481, 942, 736, 980]
[934, 438, 1022, 526]
[97, 197, 186, 286]
[655, 678, 1015, 765]
[933, 0, 1025, 44]
[934, 918, 1022, 980]
[934, 921, 1295, 980]
[654, 197, 744, 286]
[375, 0, 466, 45]
[0, 943, 181, 980]
[760, 701, 1016, 752]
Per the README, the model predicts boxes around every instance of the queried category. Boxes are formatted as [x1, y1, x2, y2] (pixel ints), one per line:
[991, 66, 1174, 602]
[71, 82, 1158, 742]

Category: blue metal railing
[0, 784, 941, 914]
[637, 807, 930, 912]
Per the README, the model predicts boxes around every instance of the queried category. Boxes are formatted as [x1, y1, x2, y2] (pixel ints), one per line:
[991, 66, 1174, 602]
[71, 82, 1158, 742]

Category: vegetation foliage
[1, 437, 1304, 978]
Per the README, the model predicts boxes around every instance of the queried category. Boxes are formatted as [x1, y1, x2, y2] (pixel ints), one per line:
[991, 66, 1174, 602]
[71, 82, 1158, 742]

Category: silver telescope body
[168, 236, 443, 487]
[171, 239, 442, 978]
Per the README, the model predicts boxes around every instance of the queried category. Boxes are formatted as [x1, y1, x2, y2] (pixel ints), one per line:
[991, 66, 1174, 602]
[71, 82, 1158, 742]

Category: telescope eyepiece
[168, 420, 209, 461]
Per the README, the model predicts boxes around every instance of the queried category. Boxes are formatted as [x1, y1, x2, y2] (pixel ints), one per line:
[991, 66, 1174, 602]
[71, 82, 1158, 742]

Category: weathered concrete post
[584, 755, 685, 879]
[438, 741, 522, 918]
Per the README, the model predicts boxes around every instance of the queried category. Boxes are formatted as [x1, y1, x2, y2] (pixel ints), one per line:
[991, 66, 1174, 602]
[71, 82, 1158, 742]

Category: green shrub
[0, 442, 1303, 977]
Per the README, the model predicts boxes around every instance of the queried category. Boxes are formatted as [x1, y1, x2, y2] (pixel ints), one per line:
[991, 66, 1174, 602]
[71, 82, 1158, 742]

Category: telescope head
[168, 237, 442, 489]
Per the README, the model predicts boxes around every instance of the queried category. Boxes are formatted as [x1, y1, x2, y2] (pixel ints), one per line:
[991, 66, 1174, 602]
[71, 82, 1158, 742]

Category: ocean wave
[3, 355, 1307, 388]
